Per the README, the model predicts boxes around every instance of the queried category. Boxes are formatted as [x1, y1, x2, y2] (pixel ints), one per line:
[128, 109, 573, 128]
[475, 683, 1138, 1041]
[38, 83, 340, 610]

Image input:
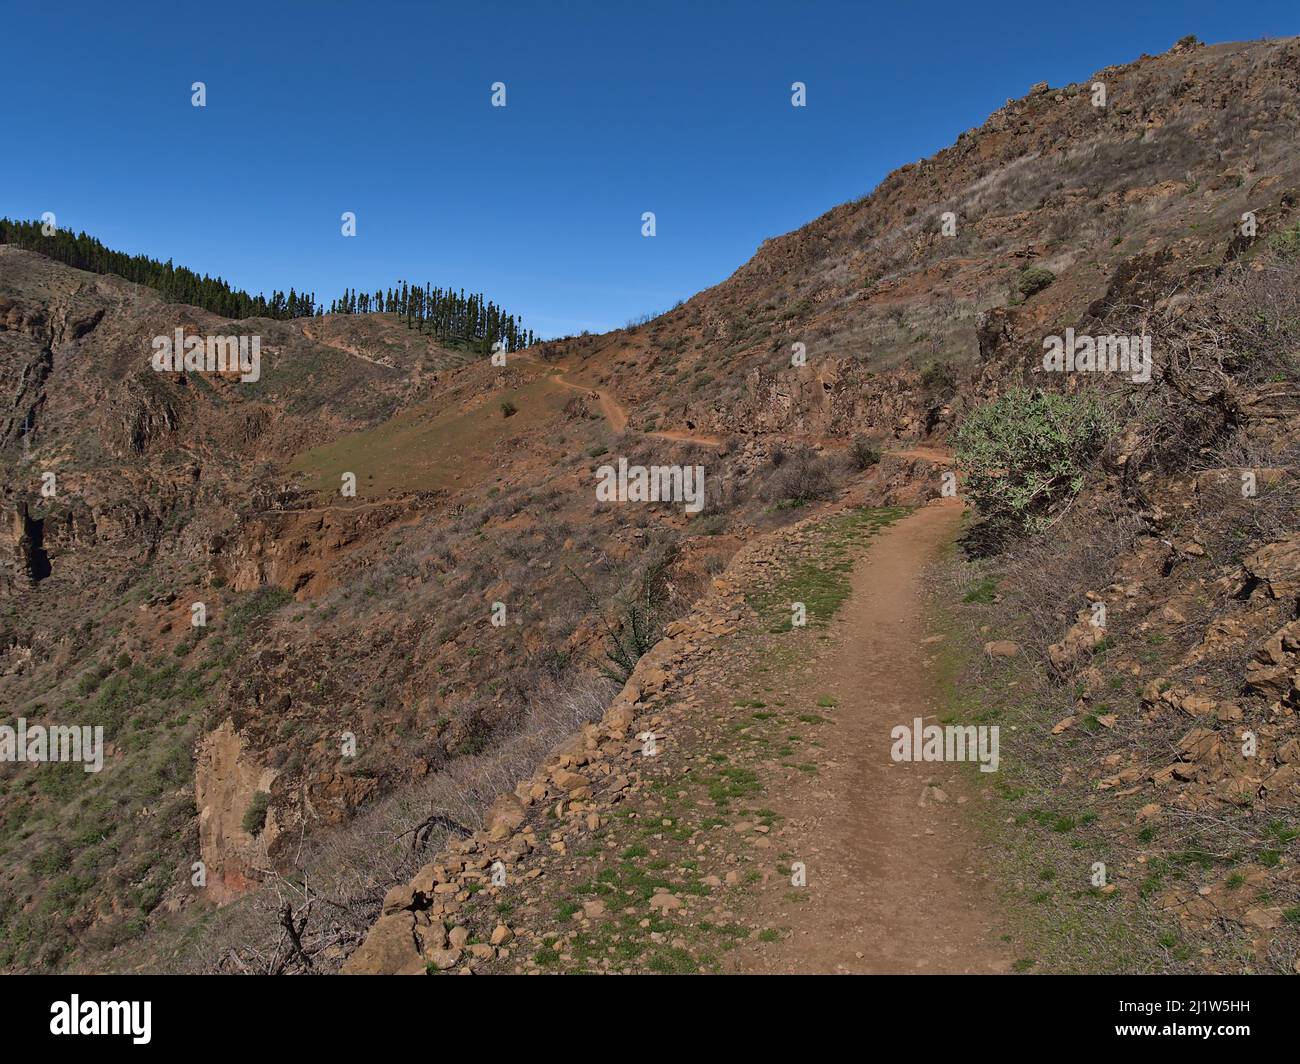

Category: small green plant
[76, 666, 109, 696]
[1267, 820, 1299, 844]
[962, 577, 999, 604]
[500, 400, 518, 417]
[648, 948, 699, 974]
[241, 791, 271, 836]
[1267, 221, 1300, 258]
[568, 544, 678, 684]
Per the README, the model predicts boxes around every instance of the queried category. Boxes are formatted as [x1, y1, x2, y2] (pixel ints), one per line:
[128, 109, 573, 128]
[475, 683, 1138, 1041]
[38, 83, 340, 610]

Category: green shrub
[1017, 266, 1056, 297]
[571, 544, 678, 685]
[241, 791, 272, 836]
[500, 400, 518, 417]
[954, 387, 1114, 533]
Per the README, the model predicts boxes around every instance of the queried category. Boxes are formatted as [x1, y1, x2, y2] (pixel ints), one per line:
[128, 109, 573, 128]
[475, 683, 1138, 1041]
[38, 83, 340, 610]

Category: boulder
[426, 947, 462, 971]
[552, 768, 589, 793]
[486, 794, 526, 840]
[1243, 534, 1300, 600]
[1048, 613, 1106, 671]
[340, 913, 423, 975]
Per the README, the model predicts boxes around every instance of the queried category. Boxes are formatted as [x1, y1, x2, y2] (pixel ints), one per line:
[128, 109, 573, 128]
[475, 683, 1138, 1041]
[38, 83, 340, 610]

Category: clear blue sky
[2, 1, 1295, 337]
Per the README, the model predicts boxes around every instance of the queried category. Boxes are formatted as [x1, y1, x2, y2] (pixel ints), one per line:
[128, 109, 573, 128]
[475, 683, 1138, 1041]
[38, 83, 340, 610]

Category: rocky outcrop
[1048, 606, 1107, 672]
[1243, 533, 1300, 604]
[683, 360, 935, 441]
[9, 500, 49, 586]
[1245, 619, 1300, 705]
[212, 494, 430, 598]
[195, 720, 281, 904]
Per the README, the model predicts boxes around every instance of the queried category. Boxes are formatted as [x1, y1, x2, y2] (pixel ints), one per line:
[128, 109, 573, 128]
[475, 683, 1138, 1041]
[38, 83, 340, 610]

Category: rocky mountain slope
[339, 33, 1300, 976]
[2, 33, 1298, 974]
[542, 35, 1300, 437]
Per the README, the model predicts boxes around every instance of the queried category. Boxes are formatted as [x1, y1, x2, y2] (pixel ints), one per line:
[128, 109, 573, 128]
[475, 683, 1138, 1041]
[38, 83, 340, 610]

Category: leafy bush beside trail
[954, 387, 1114, 535]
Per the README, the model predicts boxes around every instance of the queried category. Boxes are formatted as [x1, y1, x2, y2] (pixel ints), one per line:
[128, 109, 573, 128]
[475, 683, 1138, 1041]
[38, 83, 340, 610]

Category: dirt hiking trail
[735, 499, 1008, 974]
[342, 493, 1012, 976]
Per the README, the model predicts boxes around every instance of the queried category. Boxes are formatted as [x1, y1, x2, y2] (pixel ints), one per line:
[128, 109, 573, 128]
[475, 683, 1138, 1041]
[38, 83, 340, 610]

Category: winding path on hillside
[526, 361, 632, 434]
[514, 353, 729, 444]
[303, 330, 951, 463]
[515, 354, 957, 463]
[300, 322, 395, 369]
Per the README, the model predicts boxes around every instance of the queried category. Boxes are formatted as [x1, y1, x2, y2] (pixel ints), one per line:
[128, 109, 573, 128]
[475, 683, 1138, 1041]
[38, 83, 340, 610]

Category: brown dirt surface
[733, 500, 1008, 973]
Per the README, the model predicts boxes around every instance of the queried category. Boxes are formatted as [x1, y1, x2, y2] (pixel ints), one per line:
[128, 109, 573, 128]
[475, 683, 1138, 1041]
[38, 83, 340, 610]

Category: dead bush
[763, 447, 841, 507]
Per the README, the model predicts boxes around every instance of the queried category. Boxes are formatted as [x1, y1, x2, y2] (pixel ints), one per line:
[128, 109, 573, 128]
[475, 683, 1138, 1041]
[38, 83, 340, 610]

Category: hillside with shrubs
[1, 34, 1297, 974]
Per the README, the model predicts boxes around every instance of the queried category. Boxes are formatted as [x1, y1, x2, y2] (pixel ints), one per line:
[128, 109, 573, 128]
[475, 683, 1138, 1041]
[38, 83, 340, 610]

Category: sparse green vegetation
[962, 577, 999, 604]
[848, 436, 881, 471]
[1267, 221, 1300, 258]
[241, 791, 272, 836]
[748, 507, 905, 629]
